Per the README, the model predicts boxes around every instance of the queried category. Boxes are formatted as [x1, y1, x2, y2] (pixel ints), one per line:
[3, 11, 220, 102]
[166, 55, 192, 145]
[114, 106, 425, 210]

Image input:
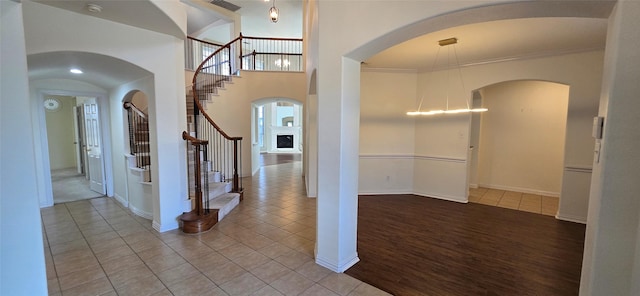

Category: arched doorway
[251, 98, 304, 175]
[312, 0, 613, 278]
[469, 80, 570, 215]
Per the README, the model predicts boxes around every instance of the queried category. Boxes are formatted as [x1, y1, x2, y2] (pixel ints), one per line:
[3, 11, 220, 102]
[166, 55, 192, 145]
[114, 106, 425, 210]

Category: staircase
[180, 34, 303, 234]
[187, 153, 240, 222]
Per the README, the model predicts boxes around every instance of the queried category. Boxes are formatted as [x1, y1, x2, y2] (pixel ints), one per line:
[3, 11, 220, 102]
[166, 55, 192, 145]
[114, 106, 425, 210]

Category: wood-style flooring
[345, 194, 586, 296]
[259, 153, 301, 166]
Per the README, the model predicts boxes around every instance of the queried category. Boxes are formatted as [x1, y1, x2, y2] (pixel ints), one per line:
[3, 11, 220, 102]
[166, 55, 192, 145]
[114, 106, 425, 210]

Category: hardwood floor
[345, 194, 586, 296]
[259, 153, 301, 166]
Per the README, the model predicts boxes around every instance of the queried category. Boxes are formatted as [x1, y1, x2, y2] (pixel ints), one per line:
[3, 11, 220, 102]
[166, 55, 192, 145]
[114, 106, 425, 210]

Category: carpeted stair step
[206, 192, 240, 221]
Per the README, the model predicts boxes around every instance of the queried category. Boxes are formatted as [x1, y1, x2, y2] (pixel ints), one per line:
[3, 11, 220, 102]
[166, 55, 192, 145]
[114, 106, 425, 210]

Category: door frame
[36, 89, 113, 207]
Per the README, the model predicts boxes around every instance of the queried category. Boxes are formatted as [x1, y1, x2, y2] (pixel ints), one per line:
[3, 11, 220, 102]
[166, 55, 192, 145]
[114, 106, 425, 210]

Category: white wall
[45, 96, 78, 170]
[477, 80, 569, 196]
[110, 76, 155, 219]
[358, 52, 600, 209]
[359, 69, 416, 194]
[581, 2, 640, 295]
[23, 1, 187, 232]
[0, 1, 48, 294]
[418, 51, 602, 213]
[203, 70, 306, 177]
[303, 0, 319, 198]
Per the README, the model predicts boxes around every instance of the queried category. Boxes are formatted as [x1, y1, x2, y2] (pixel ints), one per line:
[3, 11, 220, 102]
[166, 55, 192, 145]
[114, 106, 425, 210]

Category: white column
[315, 57, 360, 272]
[151, 40, 188, 232]
[580, 1, 640, 295]
[1, 1, 48, 294]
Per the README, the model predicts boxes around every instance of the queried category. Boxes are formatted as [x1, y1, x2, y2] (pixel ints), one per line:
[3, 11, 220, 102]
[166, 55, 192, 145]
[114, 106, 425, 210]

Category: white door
[83, 102, 106, 195]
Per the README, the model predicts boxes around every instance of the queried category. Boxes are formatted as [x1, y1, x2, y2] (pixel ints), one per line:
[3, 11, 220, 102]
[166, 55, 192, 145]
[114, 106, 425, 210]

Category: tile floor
[51, 168, 104, 203]
[42, 160, 390, 296]
[468, 187, 559, 216]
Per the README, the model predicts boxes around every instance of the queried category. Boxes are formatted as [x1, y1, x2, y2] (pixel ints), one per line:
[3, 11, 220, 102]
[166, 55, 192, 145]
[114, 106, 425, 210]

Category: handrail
[241, 35, 303, 42]
[181, 131, 208, 145]
[123, 102, 147, 119]
[192, 97, 242, 142]
[185, 37, 225, 71]
[187, 36, 223, 47]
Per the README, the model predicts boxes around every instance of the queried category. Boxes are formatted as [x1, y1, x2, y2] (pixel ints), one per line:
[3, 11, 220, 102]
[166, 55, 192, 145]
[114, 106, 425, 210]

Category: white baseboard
[555, 213, 586, 224]
[469, 183, 479, 189]
[413, 191, 468, 204]
[152, 220, 179, 233]
[315, 254, 360, 273]
[114, 194, 128, 207]
[358, 190, 413, 196]
[478, 183, 560, 197]
[130, 204, 153, 220]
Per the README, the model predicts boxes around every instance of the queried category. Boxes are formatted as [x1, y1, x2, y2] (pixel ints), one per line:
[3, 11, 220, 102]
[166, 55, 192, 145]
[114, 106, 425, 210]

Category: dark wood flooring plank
[346, 194, 585, 296]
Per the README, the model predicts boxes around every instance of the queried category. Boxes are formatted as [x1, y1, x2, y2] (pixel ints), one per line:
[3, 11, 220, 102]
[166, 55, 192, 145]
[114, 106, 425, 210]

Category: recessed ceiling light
[70, 68, 83, 74]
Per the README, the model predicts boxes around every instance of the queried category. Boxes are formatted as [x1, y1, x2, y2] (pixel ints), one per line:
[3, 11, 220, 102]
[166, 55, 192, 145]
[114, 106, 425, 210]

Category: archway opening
[251, 98, 304, 174]
[469, 80, 570, 215]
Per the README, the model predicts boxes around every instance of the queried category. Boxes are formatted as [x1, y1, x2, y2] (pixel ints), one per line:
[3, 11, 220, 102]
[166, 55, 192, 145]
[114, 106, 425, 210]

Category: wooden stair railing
[180, 132, 217, 233]
[123, 102, 151, 182]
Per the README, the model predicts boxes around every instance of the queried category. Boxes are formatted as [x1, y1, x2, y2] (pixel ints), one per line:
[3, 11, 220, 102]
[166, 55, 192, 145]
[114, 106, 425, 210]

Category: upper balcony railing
[185, 37, 223, 71]
[184, 34, 303, 73]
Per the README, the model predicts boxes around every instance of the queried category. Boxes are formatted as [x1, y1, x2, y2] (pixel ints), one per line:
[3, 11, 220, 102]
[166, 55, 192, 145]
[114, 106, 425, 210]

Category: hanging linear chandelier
[407, 37, 487, 116]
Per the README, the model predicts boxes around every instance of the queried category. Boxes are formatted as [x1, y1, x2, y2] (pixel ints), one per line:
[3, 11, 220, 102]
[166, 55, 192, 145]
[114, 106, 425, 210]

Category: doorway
[468, 80, 569, 215]
[251, 99, 304, 174]
[44, 94, 106, 203]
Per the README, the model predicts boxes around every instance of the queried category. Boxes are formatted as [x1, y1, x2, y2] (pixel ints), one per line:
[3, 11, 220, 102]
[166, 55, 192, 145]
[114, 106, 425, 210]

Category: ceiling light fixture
[86, 3, 102, 13]
[269, 0, 279, 23]
[70, 68, 83, 74]
[407, 37, 487, 116]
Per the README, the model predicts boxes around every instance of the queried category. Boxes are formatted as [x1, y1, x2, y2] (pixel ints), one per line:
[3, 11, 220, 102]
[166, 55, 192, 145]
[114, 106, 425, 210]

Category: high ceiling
[364, 17, 608, 71]
[25, 1, 609, 88]
[31, 0, 185, 38]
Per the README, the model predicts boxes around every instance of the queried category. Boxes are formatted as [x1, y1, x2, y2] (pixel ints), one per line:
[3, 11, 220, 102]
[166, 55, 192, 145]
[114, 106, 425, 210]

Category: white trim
[415, 155, 466, 163]
[469, 183, 479, 189]
[130, 204, 153, 220]
[359, 154, 465, 163]
[114, 193, 129, 207]
[359, 191, 414, 196]
[454, 47, 605, 70]
[564, 165, 593, 173]
[360, 67, 418, 73]
[413, 191, 468, 203]
[363, 48, 605, 74]
[152, 220, 179, 233]
[315, 254, 360, 273]
[478, 183, 560, 197]
[556, 213, 587, 224]
[359, 154, 413, 160]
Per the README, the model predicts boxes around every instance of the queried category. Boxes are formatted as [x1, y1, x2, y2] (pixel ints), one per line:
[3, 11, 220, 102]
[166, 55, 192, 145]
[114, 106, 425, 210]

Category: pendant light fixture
[407, 37, 487, 116]
[269, 0, 279, 23]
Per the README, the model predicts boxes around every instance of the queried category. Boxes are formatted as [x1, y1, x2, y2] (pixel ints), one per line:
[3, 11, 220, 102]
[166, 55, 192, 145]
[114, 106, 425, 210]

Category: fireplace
[277, 134, 294, 148]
